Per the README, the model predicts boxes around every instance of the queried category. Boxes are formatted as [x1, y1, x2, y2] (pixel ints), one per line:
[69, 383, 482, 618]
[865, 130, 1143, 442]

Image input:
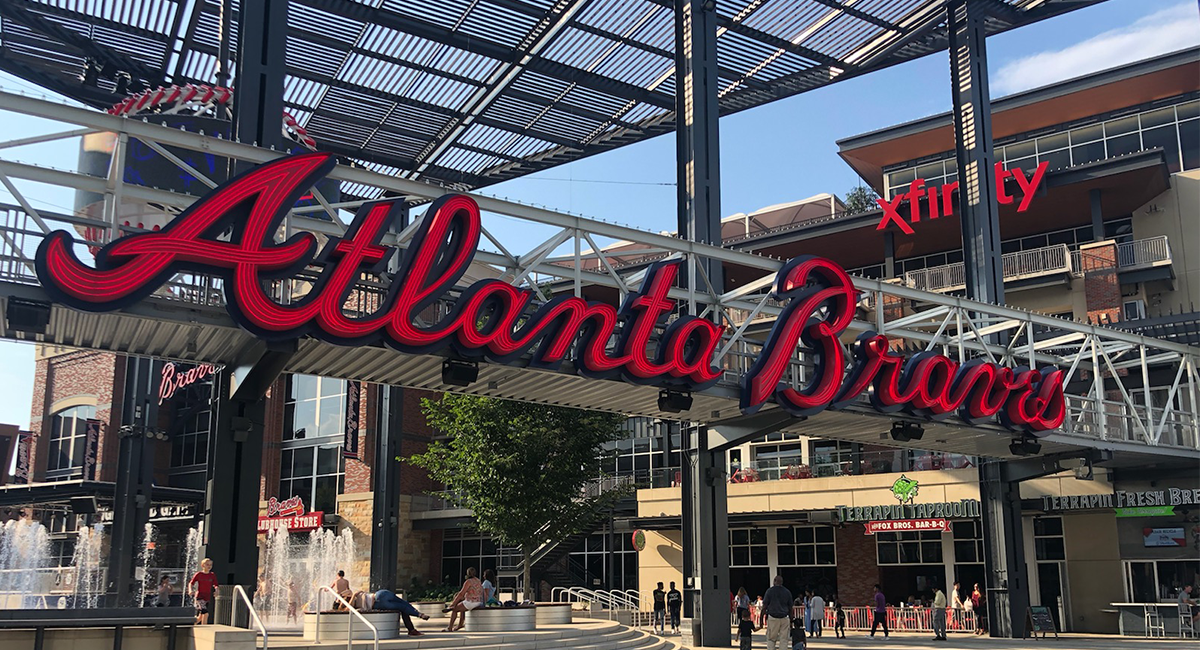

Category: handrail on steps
[232, 585, 268, 649]
[316, 586, 379, 650]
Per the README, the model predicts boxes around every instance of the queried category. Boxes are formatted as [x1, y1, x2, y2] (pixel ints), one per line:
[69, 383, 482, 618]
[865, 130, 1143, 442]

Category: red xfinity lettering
[876, 161, 1048, 233]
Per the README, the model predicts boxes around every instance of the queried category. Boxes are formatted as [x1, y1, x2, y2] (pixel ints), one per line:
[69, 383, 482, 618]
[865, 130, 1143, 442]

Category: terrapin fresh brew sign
[33, 153, 1066, 432]
[1041, 488, 1200, 512]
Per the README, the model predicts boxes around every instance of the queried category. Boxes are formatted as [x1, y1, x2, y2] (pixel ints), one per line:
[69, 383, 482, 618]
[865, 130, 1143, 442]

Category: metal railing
[315, 585, 378, 650]
[1117, 235, 1172, 270]
[776, 606, 976, 633]
[905, 243, 1072, 293]
[232, 585, 268, 650]
[553, 586, 639, 611]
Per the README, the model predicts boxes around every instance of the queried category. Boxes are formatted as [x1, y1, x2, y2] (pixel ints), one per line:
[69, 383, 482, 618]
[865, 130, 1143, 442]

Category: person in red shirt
[189, 558, 218, 625]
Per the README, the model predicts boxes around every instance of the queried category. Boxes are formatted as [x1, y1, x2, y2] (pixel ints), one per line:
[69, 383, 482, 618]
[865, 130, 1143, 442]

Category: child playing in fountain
[156, 575, 173, 607]
[189, 558, 217, 625]
[286, 580, 300, 624]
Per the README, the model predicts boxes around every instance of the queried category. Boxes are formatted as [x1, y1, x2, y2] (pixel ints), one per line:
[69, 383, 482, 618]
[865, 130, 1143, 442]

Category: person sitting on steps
[446, 567, 484, 632]
[374, 589, 431, 637]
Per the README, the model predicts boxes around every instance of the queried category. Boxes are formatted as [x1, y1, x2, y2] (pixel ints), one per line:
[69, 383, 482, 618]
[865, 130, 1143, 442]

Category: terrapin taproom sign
[33, 153, 1066, 433]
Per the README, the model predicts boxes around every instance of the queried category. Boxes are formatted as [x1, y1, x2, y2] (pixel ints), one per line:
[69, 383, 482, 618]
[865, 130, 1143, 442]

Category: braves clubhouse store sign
[33, 153, 1065, 431]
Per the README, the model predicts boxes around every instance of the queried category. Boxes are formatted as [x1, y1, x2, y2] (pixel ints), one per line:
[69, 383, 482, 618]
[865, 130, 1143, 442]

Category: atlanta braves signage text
[34, 153, 1064, 432]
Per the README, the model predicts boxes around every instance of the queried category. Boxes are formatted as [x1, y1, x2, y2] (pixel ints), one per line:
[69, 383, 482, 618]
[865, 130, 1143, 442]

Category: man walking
[931, 585, 947, 641]
[652, 582, 666, 634]
[870, 584, 889, 638]
[667, 581, 683, 635]
[762, 575, 794, 650]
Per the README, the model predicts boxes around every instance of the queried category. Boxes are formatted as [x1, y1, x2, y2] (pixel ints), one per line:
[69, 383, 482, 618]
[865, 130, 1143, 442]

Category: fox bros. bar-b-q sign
[35, 153, 1064, 434]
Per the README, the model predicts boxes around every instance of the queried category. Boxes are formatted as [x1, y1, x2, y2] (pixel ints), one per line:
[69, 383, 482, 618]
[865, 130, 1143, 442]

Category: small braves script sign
[34, 153, 1065, 433]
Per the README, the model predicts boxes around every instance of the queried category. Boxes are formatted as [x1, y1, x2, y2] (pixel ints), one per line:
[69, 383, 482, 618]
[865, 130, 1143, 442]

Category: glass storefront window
[1034, 516, 1066, 561]
[284, 375, 346, 441]
[46, 405, 97, 477]
[877, 530, 943, 565]
[730, 528, 769, 567]
[952, 520, 984, 563]
[778, 526, 836, 566]
[170, 381, 211, 468]
[1125, 560, 1200, 602]
[883, 96, 1198, 199]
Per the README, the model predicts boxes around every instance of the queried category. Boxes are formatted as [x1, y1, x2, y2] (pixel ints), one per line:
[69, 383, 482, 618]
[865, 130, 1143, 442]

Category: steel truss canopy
[0, 0, 1102, 192]
[0, 88, 1196, 465]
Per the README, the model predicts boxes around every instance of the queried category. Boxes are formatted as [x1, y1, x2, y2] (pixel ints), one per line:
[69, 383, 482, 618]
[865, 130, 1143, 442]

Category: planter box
[463, 606, 536, 632]
[535, 602, 572, 625]
[411, 601, 447, 619]
[302, 611, 401, 640]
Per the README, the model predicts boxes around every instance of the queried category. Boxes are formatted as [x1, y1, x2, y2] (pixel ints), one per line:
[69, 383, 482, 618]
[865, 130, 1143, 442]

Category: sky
[0, 0, 1196, 430]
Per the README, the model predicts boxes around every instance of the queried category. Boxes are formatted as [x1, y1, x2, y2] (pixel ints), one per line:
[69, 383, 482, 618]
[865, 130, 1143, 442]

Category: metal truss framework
[0, 88, 1196, 459]
[0, 0, 1106, 192]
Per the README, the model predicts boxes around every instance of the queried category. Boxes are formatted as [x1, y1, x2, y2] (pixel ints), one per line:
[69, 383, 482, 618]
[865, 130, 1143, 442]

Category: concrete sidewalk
[686, 630, 1196, 649]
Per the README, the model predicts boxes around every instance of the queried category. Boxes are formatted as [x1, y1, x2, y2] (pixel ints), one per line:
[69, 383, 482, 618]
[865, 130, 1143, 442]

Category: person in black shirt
[652, 582, 666, 634]
[737, 609, 759, 650]
[667, 582, 683, 634]
[791, 615, 807, 650]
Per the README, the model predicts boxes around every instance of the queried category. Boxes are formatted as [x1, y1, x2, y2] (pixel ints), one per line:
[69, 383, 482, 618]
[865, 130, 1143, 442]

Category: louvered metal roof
[0, 0, 1102, 192]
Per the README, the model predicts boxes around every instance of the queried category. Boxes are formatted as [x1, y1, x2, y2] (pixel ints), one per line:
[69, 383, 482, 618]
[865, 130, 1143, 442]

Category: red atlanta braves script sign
[34, 153, 1065, 433]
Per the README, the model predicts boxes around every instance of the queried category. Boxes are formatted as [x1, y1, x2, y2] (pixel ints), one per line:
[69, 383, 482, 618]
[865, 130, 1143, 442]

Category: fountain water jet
[0, 519, 51, 607]
[71, 523, 106, 608]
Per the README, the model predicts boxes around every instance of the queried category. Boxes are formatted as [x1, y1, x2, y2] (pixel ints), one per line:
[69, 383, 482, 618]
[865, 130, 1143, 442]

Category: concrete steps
[263, 619, 689, 650]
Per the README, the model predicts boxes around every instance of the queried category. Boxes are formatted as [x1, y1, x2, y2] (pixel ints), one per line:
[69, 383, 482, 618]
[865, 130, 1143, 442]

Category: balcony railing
[905, 243, 1073, 293]
[1117, 235, 1172, 270]
[907, 237, 1174, 294]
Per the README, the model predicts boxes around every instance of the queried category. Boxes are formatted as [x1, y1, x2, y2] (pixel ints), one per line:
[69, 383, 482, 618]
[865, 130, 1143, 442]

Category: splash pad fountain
[255, 526, 357, 630]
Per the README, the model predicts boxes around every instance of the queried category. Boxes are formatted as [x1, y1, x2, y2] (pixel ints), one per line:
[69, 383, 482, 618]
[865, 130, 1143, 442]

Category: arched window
[47, 404, 97, 478]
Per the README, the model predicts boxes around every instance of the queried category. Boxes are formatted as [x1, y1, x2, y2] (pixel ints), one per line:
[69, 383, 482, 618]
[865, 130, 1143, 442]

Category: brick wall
[1079, 240, 1122, 326]
[399, 388, 441, 497]
[836, 523, 880, 608]
[28, 349, 123, 482]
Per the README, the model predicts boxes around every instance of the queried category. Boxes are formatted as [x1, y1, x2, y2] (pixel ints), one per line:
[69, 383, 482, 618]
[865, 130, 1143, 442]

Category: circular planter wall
[463, 606, 537, 632]
[302, 611, 400, 640]
[535, 603, 573, 625]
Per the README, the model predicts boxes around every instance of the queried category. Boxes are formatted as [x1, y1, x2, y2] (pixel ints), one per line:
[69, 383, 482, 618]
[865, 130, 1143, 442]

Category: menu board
[1027, 606, 1058, 637]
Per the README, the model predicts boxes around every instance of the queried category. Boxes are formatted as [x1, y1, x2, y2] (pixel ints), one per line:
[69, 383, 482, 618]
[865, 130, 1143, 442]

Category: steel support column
[949, 0, 1004, 306]
[369, 385, 402, 591]
[106, 357, 159, 606]
[680, 423, 730, 646]
[233, 0, 287, 151]
[978, 459, 1029, 638]
[675, 0, 724, 291]
[950, 1, 1026, 638]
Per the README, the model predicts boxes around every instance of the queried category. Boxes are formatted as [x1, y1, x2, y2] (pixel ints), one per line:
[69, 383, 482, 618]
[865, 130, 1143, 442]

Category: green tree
[407, 394, 626, 598]
[843, 184, 880, 215]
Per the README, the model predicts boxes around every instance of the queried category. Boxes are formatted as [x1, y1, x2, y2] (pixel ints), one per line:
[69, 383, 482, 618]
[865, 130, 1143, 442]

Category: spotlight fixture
[5, 298, 52, 334]
[889, 421, 924, 442]
[657, 389, 693, 414]
[69, 496, 97, 515]
[1009, 435, 1042, 457]
[114, 73, 130, 96]
[441, 359, 479, 387]
[79, 59, 100, 86]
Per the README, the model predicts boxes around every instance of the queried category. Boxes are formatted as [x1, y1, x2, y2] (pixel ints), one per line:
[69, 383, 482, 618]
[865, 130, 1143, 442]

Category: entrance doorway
[881, 564, 946, 605]
[1036, 562, 1067, 631]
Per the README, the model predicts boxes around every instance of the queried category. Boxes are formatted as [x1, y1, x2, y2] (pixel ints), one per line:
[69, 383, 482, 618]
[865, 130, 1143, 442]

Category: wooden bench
[463, 605, 537, 632]
[0, 607, 193, 650]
